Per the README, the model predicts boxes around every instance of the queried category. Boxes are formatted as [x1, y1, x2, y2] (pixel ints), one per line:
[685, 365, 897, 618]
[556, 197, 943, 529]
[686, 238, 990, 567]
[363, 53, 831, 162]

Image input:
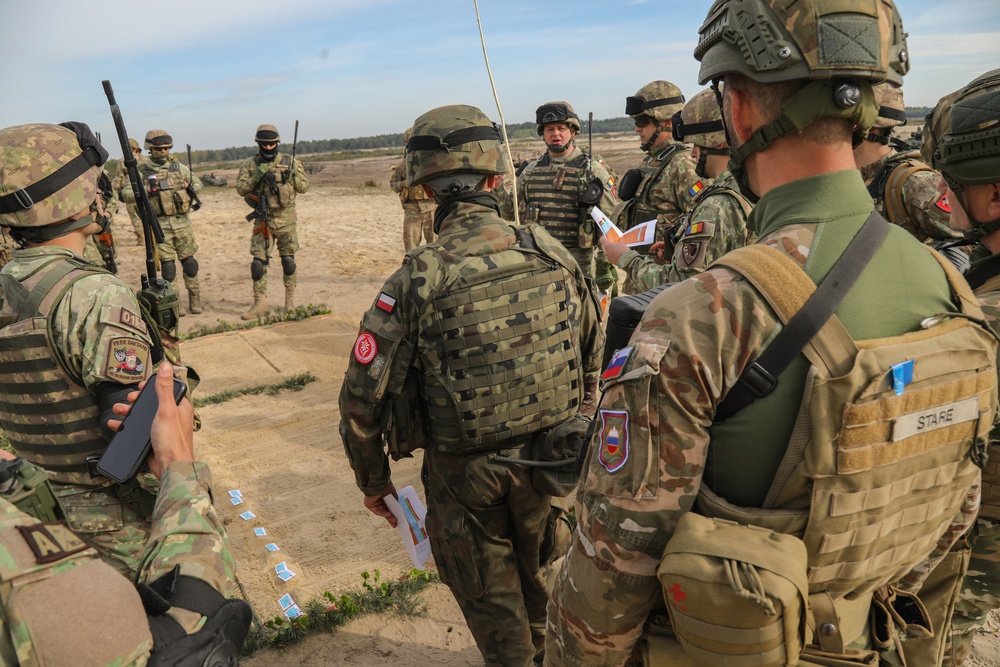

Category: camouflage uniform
[341, 104, 604, 667]
[0, 461, 243, 663]
[111, 158, 146, 245]
[0, 231, 13, 270]
[617, 170, 752, 293]
[517, 148, 619, 283]
[390, 158, 436, 251]
[236, 144, 309, 316]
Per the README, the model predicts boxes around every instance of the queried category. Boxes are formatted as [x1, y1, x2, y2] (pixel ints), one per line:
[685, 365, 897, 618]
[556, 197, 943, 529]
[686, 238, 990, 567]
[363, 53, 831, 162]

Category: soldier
[0, 361, 250, 662]
[0, 122, 160, 577]
[612, 80, 707, 254]
[602, 88, 753, 293]
[854, 82, 961, 246]
[340, 104, 604, 667]
[112, 137, 147, 246]
[82, 165, 119, 272]
[390, 127, 436, 251]
[121, 130, 204, 315]
[921, 68, 1000, 666]
[546, 2, 996, 666]
[236, 124, 309, 319]
[517, 101, 620, 295]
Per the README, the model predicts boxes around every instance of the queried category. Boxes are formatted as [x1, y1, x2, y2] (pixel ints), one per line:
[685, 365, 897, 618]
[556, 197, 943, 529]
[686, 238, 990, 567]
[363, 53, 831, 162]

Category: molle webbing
[982, 443, 1000, 520]
[422, 254, 581, 451]
[522, 154, 588, 249]
[625, 145, 687, 231]
[0, 259, 107, 485]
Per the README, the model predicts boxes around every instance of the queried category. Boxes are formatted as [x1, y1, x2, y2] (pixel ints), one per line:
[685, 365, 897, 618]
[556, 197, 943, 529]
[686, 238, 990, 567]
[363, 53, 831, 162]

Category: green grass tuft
[180, 304, 331, 341]
[192, 373, 317, 408]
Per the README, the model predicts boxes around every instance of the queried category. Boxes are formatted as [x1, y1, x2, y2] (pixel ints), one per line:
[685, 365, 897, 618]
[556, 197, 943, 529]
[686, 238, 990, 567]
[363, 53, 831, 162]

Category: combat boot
[188, 288, 204, 315]
[283, 275, 296, 313]
[241, 280, 268, 321]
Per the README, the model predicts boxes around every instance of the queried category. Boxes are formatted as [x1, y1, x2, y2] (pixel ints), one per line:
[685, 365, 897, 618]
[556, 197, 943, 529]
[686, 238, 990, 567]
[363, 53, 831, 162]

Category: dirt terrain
[106, 133, 999, 665]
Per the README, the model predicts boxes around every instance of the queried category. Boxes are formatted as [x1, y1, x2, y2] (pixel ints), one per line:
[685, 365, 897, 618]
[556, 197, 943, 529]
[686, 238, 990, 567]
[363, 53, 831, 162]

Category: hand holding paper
[591, 207, 657, 247]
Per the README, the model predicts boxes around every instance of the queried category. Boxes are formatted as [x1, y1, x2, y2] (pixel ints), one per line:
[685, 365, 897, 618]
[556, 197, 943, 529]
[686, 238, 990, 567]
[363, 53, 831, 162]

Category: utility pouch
[525, 202, 541, 225]
[657, 512, 809, 667]
[171, 189, 191, 215]
[386, 369, 428, 460]
[277, 182, 295, 207]
[579, 177, 604, 206]
[528, 414, 591, 497]
[157, 189, 176, 217]
[578, 213, 595, 249]
[618, 168, 643, 202]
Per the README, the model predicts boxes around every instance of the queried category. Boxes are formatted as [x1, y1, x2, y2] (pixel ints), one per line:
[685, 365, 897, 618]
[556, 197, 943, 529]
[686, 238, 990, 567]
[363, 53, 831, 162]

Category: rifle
[102, 80, 179, 361]
[185, 144, 202, 211]
[94, 170, 118, 274]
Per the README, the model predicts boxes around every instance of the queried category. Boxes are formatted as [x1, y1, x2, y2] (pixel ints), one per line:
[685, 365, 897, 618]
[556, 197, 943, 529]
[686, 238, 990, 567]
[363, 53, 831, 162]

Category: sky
[3, 0, 998, 153]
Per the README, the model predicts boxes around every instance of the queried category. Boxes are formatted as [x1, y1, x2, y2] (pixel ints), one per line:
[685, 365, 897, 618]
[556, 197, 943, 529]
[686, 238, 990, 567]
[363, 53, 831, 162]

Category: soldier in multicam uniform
[921, 68, 1000, 667]
[339, 104, 604, 667]
[602, 88, 752, 293]
[612, 81, 707, 254]
[546, 2, 996, 666]
[390, 127, 436, 251]
[236, 124, 310, 319]
[121, 130, 204, 315]
[854, 82, 962, 246]
[0, 361, 249, 664]
[517, 101, 620, 295]
[112, 137, 148, 246]
[0, 122, 161, 577]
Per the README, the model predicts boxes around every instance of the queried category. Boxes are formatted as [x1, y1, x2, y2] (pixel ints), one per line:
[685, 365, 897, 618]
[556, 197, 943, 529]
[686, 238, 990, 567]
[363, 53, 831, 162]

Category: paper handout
[591, 207, 657, 247]
[384, 486, 432, 569]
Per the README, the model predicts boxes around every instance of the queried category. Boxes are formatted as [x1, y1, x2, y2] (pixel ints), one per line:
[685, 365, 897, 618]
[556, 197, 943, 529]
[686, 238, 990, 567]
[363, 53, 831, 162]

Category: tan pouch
[171, 188, 192, 214]
[157, 189, 176, 216]
[657, 513, 809, 666]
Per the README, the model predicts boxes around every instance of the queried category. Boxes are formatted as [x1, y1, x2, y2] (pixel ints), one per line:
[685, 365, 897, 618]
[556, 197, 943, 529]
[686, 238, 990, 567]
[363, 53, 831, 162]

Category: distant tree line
[185, 117, 638, 163]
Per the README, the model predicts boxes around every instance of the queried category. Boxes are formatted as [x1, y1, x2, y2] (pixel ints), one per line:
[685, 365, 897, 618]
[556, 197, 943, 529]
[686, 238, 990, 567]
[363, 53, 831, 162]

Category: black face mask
[258, 145, 278, 162]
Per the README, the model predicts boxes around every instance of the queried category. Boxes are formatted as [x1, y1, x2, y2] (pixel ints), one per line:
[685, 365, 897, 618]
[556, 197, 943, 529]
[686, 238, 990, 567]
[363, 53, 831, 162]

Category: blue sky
[3, 0, 998, 152]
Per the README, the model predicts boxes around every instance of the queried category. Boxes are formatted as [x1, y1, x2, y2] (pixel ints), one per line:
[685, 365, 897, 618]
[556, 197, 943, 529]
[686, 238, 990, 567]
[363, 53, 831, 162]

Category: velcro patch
[688, 181, 704, 197]
[118, 308, 148, 336]
[105, 337, 150, 383]
[376, 293, 396, 314]
[17, 523, 89, 564]
[891, 397, 980, 442]
[602, 346, 633, 380]
[368, 354, 387, 380]
[935, 195, 951, 213]
[354, 332, 378, 364]
[599, 409, 630, 473]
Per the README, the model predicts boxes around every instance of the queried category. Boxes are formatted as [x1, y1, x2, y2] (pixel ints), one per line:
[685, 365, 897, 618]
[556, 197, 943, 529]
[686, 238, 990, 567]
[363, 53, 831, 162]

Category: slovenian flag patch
[688, 181, 704, 197]
[376, 292, 396, 313]
[602, 346, 632, 380]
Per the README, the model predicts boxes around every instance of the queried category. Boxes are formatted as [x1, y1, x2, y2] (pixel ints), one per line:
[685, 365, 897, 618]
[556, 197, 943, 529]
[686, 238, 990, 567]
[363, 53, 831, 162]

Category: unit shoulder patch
[17, 523, 89, 564]
[598, 409, 630, 473]
[105, 337, 150, 383]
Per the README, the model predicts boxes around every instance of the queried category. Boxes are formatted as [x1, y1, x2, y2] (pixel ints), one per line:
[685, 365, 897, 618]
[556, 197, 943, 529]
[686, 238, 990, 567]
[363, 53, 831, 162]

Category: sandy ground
[109, 135, 1000, 665]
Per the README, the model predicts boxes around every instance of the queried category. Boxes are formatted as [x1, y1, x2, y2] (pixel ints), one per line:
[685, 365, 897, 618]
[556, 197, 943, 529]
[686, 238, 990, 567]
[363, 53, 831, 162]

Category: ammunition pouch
[386, 369, 428, 461]
[577, 212, 595, 249]
[0, 458, 62, 522]
[618, 168, 643, 202]
[528, 414, 591, 497]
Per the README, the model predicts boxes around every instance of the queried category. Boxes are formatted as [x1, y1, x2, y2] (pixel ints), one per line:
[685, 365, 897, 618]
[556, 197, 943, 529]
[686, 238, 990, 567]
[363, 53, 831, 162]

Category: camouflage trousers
[250, 222, 299, 261]
[126, 204, 145, 244]
[402, 201, 436, 252]
[156, 214, 199, 261]
[52, 481, 154, 578]
[946, 518, 1000, 666]
[423, 443, 569, 667]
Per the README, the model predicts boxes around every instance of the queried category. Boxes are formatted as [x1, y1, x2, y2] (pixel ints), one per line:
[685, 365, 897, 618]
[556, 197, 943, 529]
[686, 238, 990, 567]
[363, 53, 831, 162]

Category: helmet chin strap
[641, 126, 669, 154]
[546, 138, 574, 154]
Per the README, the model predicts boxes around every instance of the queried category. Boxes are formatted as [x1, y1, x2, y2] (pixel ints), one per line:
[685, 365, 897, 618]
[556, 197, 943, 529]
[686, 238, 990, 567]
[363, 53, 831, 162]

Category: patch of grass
[362, 178, 378, 188]
[241, 568, 438, 655]
[192, 372, 317, 408]
[180, 304, 331, 341]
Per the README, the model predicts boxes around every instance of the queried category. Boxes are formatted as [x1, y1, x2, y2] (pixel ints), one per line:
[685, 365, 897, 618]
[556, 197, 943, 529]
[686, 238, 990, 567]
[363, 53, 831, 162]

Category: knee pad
[250, 258, 266, 281]
[280, 255, 296, 276]
[180, 256, 198, 278]
[160, 260, 176, 282]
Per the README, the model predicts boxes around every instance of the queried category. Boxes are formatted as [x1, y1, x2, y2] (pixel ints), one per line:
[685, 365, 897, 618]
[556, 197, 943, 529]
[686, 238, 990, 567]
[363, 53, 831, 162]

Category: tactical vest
[0, 257, 111, 486]
[658, 246, 996, 664]
[141, 160, 193, 217]
[618, 143, 688, 231]
[520, 152, 591, 251]
[254, 155, 297, 210]
[865, 149, 934, 239]
[418, 227, 584, 452]
[0, 498, 152, 665]
[972, 273, 1000, 522]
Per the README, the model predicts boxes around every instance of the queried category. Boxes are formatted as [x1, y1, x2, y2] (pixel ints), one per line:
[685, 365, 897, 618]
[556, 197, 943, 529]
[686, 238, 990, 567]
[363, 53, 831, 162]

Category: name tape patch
[891, 397, 979, 442]
[17, 523, 89, 564]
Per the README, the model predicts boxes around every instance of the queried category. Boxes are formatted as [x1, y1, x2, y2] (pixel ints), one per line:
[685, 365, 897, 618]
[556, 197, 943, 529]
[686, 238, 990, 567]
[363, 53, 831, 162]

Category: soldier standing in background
[517, 101, 620, 298]
[340, 104, 603, 667]
[236, 124, 309, 320]
[612, 80, 707, 253]
[121, 130, 204, 315]
[922, 68, 1000, 667]
[390, 127, 436, 251]
[112, 137, 147, 246]
[603, 88, 753, 293]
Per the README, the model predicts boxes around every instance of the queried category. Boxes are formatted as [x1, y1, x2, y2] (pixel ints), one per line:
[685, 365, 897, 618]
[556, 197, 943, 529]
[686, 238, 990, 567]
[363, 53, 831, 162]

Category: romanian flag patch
[688, 181, 705, 197]
[376, 292, 396, 314]
[602, 346, 632, 380]
[599, 409, 630, 473]
[686, 221, 705, 236]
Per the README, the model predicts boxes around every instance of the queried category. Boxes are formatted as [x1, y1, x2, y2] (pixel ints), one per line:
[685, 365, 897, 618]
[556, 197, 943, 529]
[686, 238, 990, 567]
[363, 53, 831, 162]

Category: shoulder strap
[884, 160, 929, 224]
[713, 212, 890, 422]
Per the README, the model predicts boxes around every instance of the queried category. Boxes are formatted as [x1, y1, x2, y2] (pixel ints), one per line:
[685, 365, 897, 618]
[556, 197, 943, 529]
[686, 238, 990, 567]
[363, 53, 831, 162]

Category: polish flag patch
[353, 332, 378, 364]
[376, 292, 396, 314]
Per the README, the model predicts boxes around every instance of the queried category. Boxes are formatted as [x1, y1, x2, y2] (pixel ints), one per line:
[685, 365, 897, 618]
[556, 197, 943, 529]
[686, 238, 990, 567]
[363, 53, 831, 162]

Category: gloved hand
[579, 377, 599, 417]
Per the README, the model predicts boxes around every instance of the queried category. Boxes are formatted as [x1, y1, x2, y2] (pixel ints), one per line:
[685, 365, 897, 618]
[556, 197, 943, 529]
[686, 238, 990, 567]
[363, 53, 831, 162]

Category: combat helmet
[921, 68, 1000, 237]
[0, 122, 108, 233]
[254, 124, 280, 144]
[873, 83, 907, 130]
[674, 88, 726, 149]
[405, 104, 505, 188]
[626, 81, 685, 123]
[128, 137, 140, 153]
[534, 101, 581, 135]
[144, 129, 173, 151]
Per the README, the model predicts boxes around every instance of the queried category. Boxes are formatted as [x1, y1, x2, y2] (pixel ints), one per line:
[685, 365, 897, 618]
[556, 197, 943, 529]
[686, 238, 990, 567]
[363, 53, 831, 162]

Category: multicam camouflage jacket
[389, 159, 432, 204]
[236, 152, 309, 230]
[121, 157, 202, 223]
[546, 170, 978, 666]
[859, 148, 960, 244]
[617, 170, 753, 293]
[339, 197, 604, 495]
[0, 461, 235, 665]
